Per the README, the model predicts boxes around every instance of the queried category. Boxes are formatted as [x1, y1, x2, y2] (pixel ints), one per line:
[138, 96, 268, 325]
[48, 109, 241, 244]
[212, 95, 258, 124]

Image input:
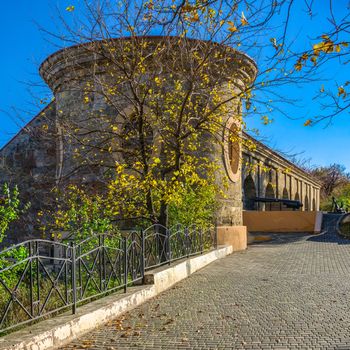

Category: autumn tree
[39, 0, 279, 229]
[8, 0, 350, 232]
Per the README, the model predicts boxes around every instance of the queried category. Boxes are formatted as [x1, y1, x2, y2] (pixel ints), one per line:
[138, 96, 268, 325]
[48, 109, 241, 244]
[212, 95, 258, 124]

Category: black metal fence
[0, 224, 216, 333]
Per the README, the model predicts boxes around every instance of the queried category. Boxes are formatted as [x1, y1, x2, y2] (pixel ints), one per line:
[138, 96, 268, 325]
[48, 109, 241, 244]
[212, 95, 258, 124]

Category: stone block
[217, 225, 247, 251]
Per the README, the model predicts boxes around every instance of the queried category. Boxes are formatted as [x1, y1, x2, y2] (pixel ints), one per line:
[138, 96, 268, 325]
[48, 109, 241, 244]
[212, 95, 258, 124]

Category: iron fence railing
[0, 224, 217, 333]
[143, 224, 217, 270]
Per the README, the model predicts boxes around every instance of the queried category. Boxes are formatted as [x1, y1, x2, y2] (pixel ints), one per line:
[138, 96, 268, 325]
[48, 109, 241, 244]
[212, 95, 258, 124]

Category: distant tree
[311, 164, 350, 199]
[338, 183, 350, 212]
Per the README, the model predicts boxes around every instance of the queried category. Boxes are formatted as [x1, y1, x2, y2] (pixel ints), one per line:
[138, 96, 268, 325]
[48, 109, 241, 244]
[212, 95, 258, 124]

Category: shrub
[168, 182, 218, 228]
[44, 185, 117, 241]
[0, 184, 29, 244]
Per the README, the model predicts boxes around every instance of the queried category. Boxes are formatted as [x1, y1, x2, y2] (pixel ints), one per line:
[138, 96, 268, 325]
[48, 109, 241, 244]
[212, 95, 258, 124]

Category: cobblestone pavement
[62, 215, 350, 350]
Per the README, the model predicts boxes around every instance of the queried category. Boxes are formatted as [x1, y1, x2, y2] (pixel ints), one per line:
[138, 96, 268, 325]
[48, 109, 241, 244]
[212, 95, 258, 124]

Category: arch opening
[282, 188, 289, 199]
[243, 175, 257, 210]
[294, 192, 302, 211]
[265, 183, 275, 199]
[281, 188, 290, 211]
[304, 195, 309, 211]
[265, 183, 278, 211]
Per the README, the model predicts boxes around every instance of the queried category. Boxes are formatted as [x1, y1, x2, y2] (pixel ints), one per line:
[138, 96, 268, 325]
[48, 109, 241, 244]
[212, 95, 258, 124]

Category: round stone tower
[39, 36, 257, 226]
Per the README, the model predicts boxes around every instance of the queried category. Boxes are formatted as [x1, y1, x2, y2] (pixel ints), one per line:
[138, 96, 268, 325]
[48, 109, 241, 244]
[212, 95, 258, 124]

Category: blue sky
[0, 1, 349, 171]
[248, 0, 350, 171]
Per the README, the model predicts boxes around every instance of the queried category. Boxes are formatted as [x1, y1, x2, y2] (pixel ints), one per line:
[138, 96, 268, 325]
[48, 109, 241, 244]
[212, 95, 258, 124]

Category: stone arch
[265, 183, 275, 198]
[294, 192, 302, 211]
[304, 195, 309, 211]
[281, 188, 290, 211]
[282, 188, 289, 199]
[243, 175, 257, 210]
[265, 183, 278, 211]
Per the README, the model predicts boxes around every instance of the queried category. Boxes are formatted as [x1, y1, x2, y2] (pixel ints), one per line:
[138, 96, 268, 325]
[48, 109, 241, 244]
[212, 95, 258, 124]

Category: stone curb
[0, 245, 233, 350]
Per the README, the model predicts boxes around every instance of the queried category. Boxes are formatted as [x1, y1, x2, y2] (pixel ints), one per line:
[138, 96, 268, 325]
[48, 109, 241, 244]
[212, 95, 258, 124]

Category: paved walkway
[62, 215, 350, 350]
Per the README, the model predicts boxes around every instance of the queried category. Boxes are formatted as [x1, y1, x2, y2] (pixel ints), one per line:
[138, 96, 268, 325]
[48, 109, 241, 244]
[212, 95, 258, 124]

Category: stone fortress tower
[39, 36, 257, 227]
[0, 36, 319, 244]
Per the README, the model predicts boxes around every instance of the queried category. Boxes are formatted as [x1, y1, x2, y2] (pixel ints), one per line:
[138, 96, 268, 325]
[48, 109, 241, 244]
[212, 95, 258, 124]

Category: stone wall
[241, 133, 321, 212]
[0, 102, 57, 243]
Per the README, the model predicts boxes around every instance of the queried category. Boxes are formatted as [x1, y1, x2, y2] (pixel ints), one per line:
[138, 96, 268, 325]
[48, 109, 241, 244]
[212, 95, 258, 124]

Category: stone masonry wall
[0, 102, 57, 243]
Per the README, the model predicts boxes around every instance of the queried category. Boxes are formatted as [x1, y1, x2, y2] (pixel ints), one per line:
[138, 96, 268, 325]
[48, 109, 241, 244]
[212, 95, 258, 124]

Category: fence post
[98, 235, 104, 292]
[185, 227, 189, 258]
[28, 241, 34, 317]
[141, 230, 145, 284]
[123, 237, 128, 293]
[167, 228, 171, 265]
[199, 228, 203, 254]
[214, 222, 218, 249]
[36, 241, 40, 315]
[155, 225, 159, 263]
[70, 242, 77, 315]
[131, 231, 136, 280]
[102, 234, 106, 290]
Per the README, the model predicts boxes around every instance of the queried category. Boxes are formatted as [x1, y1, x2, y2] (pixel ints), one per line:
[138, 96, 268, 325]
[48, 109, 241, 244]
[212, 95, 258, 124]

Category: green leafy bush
[0, 184, 30, 285]
[44, 185, 117, 241]
[0, 184, 29, 243]
[168, 182, 218, 228]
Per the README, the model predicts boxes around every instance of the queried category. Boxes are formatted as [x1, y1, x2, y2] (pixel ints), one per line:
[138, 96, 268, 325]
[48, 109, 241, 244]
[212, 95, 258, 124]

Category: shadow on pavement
[249, 232, 310, 246]
[306, 214, 350, 245]
[307, 231, 350, 245]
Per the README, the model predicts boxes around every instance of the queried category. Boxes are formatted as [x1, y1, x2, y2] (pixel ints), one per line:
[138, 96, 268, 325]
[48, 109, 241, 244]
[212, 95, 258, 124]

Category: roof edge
[242, 131, 322, 187]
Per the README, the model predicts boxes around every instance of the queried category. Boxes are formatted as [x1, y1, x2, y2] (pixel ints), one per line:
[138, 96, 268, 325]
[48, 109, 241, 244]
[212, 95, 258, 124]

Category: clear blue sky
[0, 1, 349, 171]
[245, 0, 350, 172]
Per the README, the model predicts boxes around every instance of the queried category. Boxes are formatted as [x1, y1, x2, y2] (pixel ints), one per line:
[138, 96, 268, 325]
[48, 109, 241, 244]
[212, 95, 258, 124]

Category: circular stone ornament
[224, 117, 241, 182]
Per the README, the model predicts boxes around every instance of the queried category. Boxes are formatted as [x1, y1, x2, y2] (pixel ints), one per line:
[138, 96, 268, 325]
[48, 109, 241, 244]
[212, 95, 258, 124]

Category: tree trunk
[158, 201, 168, 263]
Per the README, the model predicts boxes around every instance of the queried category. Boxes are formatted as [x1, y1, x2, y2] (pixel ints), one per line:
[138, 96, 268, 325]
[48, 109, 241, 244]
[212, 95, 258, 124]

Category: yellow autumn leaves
[338, 86, 347, 99]
[312, 35, 344, 55]
[295, 35, 349, 71]
[303, 82, 348, 126]
[225, 12, 248, 33]
[166, 1, 249, 31]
